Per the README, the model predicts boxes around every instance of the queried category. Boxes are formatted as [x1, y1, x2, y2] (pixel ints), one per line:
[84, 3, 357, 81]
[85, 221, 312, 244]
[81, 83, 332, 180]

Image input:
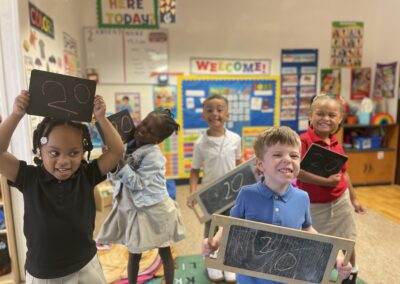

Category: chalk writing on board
[96, 110, 135, 143]
[224, 225, 333, 283]
[300, 143, 348, 178]
[28, 69, 96, 122]
[199, 164, 257, 215]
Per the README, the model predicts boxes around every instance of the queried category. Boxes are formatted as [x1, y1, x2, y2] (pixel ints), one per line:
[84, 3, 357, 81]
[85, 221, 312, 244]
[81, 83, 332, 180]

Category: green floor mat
[148, 254, 366, 284]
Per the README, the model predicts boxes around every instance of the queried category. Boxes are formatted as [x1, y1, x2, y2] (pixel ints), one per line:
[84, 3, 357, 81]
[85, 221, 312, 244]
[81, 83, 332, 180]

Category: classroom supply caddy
[352, 136, 383, 150]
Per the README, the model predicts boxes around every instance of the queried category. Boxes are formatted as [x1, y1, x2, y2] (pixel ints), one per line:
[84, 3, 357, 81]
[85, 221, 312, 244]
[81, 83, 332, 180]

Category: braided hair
[32, 117, 94, 165]
[151, 108, 180, 142]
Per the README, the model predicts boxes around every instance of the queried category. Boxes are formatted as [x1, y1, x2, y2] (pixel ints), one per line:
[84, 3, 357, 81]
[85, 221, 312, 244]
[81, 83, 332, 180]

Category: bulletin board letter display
[178, 76, 280, 177]
[84, 28, 168, 84]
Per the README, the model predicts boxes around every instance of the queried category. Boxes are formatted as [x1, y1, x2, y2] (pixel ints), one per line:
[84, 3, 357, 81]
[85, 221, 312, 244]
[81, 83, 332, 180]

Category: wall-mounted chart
[84, 28, 168, 84]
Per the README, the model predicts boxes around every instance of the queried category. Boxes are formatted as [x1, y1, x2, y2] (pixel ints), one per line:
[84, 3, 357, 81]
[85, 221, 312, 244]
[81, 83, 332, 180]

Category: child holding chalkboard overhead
[96, 108, 186, 284]
[0, 90, 124, 283]
[297, 94, 366, 284]
[188, 94, 242, 283]
[202, 126, 352, 283]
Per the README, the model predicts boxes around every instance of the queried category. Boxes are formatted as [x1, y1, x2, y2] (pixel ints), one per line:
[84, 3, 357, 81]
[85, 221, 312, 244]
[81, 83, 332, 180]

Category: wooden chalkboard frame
[187, 157, 258, 223]
[206, 215, 355, 284]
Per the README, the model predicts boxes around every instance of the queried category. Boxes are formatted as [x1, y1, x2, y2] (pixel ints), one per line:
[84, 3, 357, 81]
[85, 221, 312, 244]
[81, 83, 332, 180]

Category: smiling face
[309, 98, 342, 138]
[134, 113, 163, 145]
[256, 143, 301, 193]
[202, 97, 229, 131]
[40, 125, 84, 181]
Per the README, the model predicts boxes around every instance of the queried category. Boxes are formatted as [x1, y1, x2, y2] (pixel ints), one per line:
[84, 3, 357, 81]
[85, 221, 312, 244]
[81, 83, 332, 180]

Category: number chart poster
[281, 49, 318, 133]
[153, 85, 180, 178]
[178, 76, 280, 177]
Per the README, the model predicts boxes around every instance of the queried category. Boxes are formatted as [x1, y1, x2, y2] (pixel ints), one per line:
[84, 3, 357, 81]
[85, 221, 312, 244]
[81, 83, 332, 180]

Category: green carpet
[148, 255, 366, 283]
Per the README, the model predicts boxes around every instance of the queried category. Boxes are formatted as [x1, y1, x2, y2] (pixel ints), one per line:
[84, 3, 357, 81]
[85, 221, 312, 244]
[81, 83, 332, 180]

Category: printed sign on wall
[190, 58, 271, 76]
[97, 0, 159, 29]
[331, 21, 363, 67]
[29, 2, 55, 38]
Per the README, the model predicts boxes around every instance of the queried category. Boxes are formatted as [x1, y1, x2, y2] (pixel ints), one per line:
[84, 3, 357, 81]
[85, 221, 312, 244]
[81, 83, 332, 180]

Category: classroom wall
[79, 0, 399, 119]
[4, 0, 400, 278]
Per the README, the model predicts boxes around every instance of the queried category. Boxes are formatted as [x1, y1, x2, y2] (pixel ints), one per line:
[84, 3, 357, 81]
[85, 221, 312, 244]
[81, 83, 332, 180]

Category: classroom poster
[331, 21, 363, 67]
[351, 67, 371, 100]
[160, 0, 176, 24]
[114, 92, 141, 125]
[178, 76, 279, 177]
[372, 62, 397, 98]
[63, 32, 81, 76]
[281, 49, 318, 132]
[153, 85, 179, 177]
[97, 0, 159, 29]
[190, 58, 271, 75]
[320, 68, 341, 96]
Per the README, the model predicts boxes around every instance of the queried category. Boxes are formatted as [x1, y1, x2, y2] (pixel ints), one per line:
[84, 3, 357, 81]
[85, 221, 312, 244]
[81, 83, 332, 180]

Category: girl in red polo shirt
[297, 94, 366, 284]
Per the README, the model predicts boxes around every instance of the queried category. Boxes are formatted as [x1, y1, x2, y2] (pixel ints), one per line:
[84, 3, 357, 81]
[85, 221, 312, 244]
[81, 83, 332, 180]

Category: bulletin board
[178, 76, 280, 178]
[83, 27, 168, 84]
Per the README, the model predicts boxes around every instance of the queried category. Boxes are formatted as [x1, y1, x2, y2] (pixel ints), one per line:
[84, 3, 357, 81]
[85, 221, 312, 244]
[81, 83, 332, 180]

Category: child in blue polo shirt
[202, 126, 352, 283]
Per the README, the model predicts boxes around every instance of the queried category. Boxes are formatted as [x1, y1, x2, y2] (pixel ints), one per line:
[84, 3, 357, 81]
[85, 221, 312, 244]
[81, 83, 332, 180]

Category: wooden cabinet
[337, 124, 398, 186]
[0, 176, 20, 284]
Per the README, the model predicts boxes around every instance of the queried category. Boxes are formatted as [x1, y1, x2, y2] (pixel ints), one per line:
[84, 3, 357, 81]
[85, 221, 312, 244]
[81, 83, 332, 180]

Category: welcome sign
[190, 58, 271, 75]
[97, 0, 159, 29]
[29, 2, 55, 38]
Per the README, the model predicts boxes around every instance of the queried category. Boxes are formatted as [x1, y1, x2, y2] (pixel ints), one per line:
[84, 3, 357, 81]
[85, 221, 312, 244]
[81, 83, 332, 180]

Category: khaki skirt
[97, 185, 186, 254]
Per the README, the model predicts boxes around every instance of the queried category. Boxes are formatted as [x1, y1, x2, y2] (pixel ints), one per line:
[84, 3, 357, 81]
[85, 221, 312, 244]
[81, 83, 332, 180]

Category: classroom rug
[147, 254, 366, 284]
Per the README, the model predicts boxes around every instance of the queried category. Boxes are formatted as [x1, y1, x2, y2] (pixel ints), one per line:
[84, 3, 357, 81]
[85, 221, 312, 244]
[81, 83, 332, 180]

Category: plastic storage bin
[353, 136, 382, 150]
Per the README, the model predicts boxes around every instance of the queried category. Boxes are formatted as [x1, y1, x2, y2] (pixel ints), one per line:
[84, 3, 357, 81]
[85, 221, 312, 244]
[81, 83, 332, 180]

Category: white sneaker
[224, 271, 236, 283]
[207, 268, 224, 282]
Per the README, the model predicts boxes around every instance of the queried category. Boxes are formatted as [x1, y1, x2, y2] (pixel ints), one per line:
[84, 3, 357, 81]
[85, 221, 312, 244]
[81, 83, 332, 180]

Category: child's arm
[298, 169, 341, 187]
[202, 227, 223, 256]
[0, 90, 30, 182]
[94, 95, 124, 176]
[303, 225, 352, 279]
[188, 168, 200, 208]
[344, 172, 366, 214]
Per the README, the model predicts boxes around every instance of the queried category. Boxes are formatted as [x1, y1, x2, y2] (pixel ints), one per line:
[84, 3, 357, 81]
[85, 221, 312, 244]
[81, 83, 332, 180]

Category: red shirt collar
[306, 127, 338, 146]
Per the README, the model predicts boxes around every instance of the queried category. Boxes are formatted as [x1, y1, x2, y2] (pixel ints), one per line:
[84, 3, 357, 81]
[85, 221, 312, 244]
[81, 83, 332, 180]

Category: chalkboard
[84, 28, 168, 84]
[206, 215, 355, 284]
[187, 157, 258, 223]
[27, 69, 96, 122]
[300, 143, 348, 178]
[95, 110, 135, 144]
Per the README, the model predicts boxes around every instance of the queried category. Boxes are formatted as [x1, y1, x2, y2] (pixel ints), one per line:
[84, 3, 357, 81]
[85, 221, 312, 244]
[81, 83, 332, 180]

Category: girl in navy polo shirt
[297, 94, 366, 284]
[0, 90, 124, 283]
[97, 108, 185, 284]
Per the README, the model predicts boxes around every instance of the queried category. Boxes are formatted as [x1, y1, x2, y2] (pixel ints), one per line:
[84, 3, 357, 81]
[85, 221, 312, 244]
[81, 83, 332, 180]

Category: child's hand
[201, 238, 219, 256]
[13, 90, 30, 117]
[187, 199, 197, 209]
[326, 173, 341, 186]
[335, 258, 352, 280]
[93, 95, 106, 119]
[352, 198, 367, 214]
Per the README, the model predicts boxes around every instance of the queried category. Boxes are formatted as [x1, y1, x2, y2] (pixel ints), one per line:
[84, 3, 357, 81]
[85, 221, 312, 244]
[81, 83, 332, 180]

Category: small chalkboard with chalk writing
[27, 69, 96, 122]
[187, 157, 258, 223]
[300, 143, 348, 178]
[206, 215, 354, 284]
[95, 110, 135, 144]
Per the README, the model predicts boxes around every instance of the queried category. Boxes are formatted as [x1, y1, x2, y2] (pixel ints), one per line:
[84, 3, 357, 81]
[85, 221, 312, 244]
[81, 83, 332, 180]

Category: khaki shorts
[311, 189, 357, 240]
[25, 254, 106, 284]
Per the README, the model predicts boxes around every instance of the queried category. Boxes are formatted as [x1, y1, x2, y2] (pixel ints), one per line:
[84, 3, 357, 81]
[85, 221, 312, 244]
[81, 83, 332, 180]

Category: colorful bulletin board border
[242, 126, 270, 161]
[97, 0, 159, 29]
[153, 85, 180, 178]
[190, 58, 271, 76]
[178, 75, 280, 178]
